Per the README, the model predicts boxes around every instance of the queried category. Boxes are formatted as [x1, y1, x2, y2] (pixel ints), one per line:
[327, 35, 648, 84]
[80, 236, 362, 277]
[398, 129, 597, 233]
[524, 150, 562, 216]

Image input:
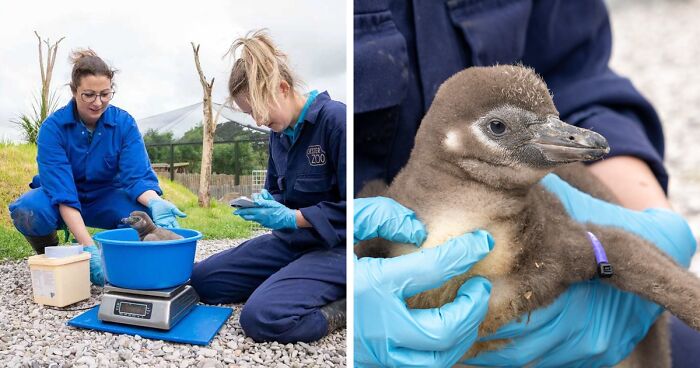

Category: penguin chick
[121, 211, 183, 241]
[356, 65, 700, 364]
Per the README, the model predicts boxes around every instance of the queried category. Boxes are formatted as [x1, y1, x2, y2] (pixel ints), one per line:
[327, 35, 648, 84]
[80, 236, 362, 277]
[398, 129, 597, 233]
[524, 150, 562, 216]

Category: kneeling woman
[9, 49, 186, 285]
[190, 30, 346, 343]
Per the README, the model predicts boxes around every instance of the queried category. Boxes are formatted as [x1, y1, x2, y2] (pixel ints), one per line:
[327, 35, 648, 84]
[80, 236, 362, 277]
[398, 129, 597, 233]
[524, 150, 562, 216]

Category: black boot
[320, 298, 346, 335]
[24, 232, 59, 254]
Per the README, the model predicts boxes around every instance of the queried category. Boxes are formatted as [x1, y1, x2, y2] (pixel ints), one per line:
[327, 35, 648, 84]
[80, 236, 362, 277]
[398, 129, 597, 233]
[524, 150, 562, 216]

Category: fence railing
[172, 173, 265, 200]
[146, 138, 268, 181]
[146, 138, 269, 200]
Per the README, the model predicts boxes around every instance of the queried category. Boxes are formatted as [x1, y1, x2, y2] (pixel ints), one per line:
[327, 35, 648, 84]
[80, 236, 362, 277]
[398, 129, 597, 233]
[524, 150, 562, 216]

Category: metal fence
[171, 173, 262, 199]
[146, 139, 268, 200]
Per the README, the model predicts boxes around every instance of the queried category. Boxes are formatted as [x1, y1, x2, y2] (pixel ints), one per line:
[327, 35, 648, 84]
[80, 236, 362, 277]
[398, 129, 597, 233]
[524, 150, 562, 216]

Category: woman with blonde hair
[190, 30, 346, 343]
[9, 49, 186, 285]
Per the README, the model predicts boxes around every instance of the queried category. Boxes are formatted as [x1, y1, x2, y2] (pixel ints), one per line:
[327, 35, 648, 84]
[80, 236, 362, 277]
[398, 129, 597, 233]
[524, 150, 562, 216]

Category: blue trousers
[9, 187, 148, 236]
[671, 315, 700, 367]
[190, 233, 346, 343]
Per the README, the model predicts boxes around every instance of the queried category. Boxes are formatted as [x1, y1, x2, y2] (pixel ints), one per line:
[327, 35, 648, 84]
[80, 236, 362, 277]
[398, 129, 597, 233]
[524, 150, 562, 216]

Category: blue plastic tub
[93, 228, 202, 290]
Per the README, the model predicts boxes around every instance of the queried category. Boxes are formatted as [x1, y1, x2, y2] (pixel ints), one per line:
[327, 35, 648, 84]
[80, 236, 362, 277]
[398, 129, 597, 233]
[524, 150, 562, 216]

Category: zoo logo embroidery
[306, 145, 326, 166]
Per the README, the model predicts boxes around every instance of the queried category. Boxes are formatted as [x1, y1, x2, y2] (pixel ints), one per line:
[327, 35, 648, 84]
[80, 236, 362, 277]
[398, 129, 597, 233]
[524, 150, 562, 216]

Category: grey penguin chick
[121, 211, 183, 241]
[355, 65, 700, 365]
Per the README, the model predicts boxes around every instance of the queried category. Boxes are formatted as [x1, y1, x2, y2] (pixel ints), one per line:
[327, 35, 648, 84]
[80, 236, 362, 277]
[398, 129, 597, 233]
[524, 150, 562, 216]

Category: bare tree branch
[45, 37, 65, 92]
[191, 42, 218, 207]
[17, 32, 64, 143]
[34, 31, 45, 86]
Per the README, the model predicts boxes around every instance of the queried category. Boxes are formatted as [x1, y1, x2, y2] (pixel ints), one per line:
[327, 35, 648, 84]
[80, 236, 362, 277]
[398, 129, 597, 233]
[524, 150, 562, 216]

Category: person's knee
[190, 261, 245, 305]
[190, 262, 219, 304]
[239, 301, 280, 342]
[9, 196, 56, 236]
[240, 298, 311, 343]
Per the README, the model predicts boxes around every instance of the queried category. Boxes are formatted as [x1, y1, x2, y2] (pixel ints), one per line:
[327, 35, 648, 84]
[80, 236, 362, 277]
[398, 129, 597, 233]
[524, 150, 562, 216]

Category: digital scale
[98, 283, 199, 330]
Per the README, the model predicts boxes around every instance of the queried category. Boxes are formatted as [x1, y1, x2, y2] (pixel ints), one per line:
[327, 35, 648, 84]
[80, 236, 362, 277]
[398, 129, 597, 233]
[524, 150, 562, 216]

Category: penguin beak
[529, 117, 610, 163]
[121, 216, 138, 225]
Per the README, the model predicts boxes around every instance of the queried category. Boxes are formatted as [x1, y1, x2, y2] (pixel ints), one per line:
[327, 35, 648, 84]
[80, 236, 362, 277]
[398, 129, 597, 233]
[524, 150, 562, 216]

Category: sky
[0, 0, 347, 142]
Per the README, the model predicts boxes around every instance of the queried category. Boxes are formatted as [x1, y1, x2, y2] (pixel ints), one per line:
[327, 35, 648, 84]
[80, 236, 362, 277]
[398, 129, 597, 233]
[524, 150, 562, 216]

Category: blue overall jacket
[36, 99, 161, 211]
[266, 91, 346, 249]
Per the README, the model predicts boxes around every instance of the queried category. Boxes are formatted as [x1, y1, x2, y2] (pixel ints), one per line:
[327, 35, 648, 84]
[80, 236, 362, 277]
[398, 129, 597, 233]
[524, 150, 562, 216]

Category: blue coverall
[190, 91, 346, 343]
[353, 0, 698, 365]
[9, 99, 159, 237]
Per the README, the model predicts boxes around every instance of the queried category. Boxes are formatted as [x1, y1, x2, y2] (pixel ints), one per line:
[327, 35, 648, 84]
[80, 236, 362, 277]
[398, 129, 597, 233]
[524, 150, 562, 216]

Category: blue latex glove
[83, 245, 105, 286]
[147, 198, 186, 228]
[355, 232, 494, 367]
[354, 196, 427, 245]
[354, 196, 495, 367]
[464, 173, 697, 367]
[234, 189, 297, 230]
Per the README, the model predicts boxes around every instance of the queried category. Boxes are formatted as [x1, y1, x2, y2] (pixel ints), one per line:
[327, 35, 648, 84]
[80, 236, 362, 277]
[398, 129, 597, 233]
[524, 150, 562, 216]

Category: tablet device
[229, 196, 257, 208]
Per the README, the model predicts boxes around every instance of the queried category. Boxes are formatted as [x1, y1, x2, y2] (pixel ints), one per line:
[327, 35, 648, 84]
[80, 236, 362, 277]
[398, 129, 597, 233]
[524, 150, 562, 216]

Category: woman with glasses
[9, 49, 186, 286]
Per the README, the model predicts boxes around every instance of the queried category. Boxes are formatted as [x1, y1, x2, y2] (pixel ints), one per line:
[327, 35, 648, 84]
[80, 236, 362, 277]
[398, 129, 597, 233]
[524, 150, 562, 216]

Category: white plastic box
[27, 252, 91, 307]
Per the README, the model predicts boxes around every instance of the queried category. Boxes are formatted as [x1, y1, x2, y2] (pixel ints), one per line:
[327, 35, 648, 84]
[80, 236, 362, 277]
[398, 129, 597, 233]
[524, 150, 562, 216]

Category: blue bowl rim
[93, 228, 203, 247]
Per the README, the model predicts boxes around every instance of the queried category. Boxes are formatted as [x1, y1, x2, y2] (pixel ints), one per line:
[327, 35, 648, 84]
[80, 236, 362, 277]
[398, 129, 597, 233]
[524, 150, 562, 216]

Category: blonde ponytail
[226, 29, 301, 124]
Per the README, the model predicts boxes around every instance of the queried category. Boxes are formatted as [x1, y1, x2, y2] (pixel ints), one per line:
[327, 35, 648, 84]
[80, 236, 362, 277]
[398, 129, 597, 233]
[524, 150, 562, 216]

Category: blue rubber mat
[67, 305, 232, 345]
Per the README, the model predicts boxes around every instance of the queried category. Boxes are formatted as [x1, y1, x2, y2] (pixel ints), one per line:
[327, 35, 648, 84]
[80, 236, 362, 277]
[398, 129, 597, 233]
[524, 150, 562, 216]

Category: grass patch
[158, 176, 254, 240]
[0, 227, 33, 261]
[178, 200, 254, 239]
[0, 144, 254, 260]
[0, 143, 38, 229]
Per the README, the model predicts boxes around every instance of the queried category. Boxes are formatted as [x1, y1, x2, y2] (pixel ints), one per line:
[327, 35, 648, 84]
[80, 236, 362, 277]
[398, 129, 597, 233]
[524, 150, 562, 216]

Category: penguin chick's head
[121, 211, 154, 232]
[415, 65, 609, 188]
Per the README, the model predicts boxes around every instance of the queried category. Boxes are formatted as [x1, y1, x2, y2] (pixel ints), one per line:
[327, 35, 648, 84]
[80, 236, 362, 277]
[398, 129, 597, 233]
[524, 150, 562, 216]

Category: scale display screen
[120, 302, 147, 316]
[115, 300, 152, 319]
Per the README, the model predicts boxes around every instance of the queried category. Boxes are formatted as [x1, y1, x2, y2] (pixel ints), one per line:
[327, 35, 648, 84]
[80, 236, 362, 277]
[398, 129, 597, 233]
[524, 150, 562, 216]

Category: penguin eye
[488, 120, 507, 136]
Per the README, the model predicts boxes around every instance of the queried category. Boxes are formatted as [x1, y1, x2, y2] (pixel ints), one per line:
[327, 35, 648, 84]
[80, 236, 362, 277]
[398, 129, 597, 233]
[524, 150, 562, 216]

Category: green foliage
[143, 121, 269, 175]
[14, 115, 41, 145]
[144, 129, 175, 163]
[12, 91, 60, 144]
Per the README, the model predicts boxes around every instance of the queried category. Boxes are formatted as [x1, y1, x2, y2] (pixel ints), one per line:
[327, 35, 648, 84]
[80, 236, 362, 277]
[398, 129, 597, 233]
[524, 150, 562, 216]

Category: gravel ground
[0, 237, 346, 368]
[607, 0, 700, 274]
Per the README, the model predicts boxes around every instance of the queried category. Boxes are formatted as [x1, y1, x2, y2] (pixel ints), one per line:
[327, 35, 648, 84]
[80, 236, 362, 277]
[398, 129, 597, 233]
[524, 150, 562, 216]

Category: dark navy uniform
[354, 1, 698, 365]
[191, 91, 346, 343]
[9, 99, 158, 236]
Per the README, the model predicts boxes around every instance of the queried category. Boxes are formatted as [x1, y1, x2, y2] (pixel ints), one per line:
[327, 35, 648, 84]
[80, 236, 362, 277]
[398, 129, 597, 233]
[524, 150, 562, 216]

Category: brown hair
[226, 29, 302, 123]
[69, 48, 116, 93]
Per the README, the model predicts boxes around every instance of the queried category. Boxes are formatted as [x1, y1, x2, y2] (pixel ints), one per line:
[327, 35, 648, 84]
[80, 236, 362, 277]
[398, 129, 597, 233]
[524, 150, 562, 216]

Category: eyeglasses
[80, 90, 115, 103]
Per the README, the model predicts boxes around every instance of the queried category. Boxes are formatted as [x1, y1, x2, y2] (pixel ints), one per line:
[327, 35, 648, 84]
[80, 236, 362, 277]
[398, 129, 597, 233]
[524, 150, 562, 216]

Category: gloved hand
[355, 231, 494, 367]
[354, 196, 427, 245]
[83, 245, 105, 286]
[234, 189, 297, 230]
[354, 196, 494, 367]
[463, 173, 697, 367]
[147, 198, 186, 228]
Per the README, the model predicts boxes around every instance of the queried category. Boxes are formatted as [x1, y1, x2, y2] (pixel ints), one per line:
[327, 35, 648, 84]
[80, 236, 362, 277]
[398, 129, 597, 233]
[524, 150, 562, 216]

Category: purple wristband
[586, 231, 608, 263]
[587, 231, 614, 278]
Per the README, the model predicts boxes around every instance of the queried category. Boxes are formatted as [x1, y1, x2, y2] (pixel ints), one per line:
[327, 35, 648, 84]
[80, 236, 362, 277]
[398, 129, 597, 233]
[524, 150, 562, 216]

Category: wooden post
[191, 42, 223, 207]
[234, 141, 241, 186]
[169, 143, 175, 182]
